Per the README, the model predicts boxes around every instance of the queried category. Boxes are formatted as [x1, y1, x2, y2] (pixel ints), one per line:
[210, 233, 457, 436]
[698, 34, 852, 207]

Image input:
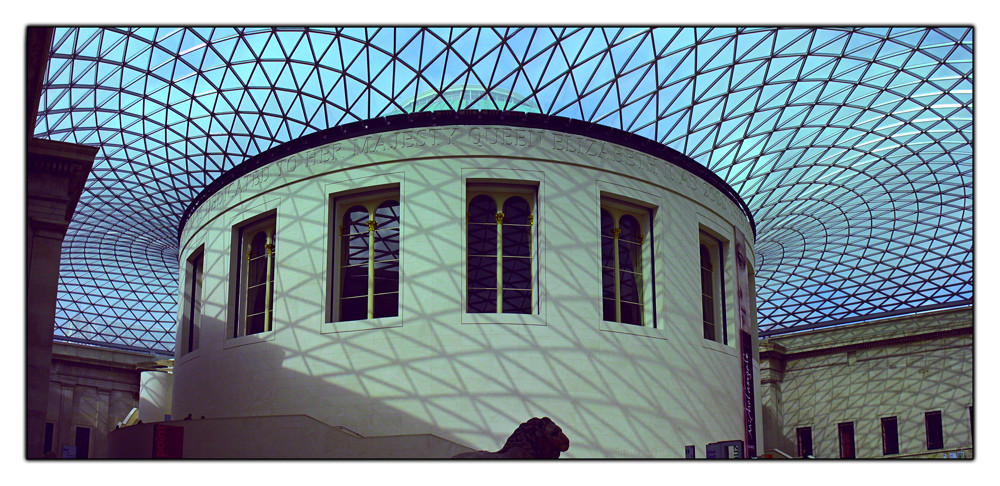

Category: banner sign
[734, 230, 757, 457]
[152, 424, 184, 458]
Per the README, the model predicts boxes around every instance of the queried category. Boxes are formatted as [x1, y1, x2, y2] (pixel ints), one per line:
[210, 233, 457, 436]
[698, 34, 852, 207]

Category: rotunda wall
[172, 123, 759, 457]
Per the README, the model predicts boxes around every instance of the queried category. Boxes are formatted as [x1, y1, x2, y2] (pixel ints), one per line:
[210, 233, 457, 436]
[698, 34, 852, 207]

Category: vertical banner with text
[152, 424, 184, 458]
[734, 229, 757, 458]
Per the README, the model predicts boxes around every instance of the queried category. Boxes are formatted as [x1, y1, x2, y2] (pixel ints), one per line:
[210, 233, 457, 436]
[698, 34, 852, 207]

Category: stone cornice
[763, 326, 971, 364]
[26, 137, 97, 220]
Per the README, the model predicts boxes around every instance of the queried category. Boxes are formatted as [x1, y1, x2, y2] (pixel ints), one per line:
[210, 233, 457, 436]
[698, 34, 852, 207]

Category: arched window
[335, 193, 400, 322]
[699, 230, 727, 343]
[700, 243, 715, 340]
[182, 247, 203, 353]
[467, 187, 535, 314]
[618, 214, 643, 325]
[600, 200, 651, 326]
[234, 214, 276, 337]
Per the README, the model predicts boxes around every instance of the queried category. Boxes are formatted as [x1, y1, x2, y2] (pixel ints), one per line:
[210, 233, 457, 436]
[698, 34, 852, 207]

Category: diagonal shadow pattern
[33, 27, 972, 353]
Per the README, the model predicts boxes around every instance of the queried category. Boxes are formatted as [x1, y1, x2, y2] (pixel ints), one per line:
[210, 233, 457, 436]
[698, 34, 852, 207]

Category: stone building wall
[760, 307, 972, 459]
[45, 342, 154, 458]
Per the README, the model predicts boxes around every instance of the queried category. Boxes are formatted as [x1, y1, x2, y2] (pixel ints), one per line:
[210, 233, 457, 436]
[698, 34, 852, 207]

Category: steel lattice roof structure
[33, 26, 973, 354]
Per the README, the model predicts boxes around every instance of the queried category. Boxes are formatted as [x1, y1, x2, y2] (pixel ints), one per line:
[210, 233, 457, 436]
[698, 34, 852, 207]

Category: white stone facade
[172, 121, 759, 458]
[760, 307, 973, 459]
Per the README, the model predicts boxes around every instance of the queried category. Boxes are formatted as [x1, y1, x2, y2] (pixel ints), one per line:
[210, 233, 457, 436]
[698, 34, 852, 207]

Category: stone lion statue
[452, 417, 570, 459]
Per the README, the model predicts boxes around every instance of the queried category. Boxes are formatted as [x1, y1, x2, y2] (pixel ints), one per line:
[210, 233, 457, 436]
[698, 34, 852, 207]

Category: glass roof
[34, 27, 973, 354]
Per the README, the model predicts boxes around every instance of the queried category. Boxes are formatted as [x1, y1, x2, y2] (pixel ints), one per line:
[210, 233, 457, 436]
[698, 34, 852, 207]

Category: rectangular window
[233, 214, 276, 337]
[926, 410, 944, 450]
[838, 422, 855, 458]
[600, 199, 654, 326]
[44, 422, 54, 454]
[699, 230, 727, 343]
[467, 185, 535, 314]
[796, 426, 813, 458]
[969, 405, 973, 442]
[74, 427, 90, 459]
[182, 248, 203, 352]
[333, 190, 400, 321]
[881, 416, 899, 455]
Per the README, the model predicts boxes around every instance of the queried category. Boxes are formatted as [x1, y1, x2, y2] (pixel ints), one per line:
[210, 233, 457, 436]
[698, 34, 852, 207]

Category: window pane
[603, 298, 616, 321]
[469, 195, 496, 223]
[341, 265, 368, 298]
[468, 224, 497, 255]
[249, 231, 268, 258]
[618, 240, 640, 272]
[701, 267, 714, 295]
[502, 289, 531, 314]
[620, 302, 642, 325]
[502, 257, 531, 289]
[503, 196, 530, 224]
[188, 253, 202, 352]
[373, 260, 399, 294]
[344, 205, 370, 234]
[246, 283, 267, 316]
[246, 312, 266, 335]
[467, 288, 497, 313]
[602, 267, 615, 300]
[701, 241, 716, 340]
[468, 256, 497, 288]
[374, 200, 400, 229]
[619, 214, 640, 243]
[373, 292, 398, 318]
[703, 321, 716, 340]
[343, 232, 370, 265]
[340, 296, 367, 321]
[601, 235, 615, 267]
[620, 270, 640, 302]
[247, 255, 268, 286]
[601, 208, 614, 237]
[374, 228, 399, 261]
[502, 225, 531, 256]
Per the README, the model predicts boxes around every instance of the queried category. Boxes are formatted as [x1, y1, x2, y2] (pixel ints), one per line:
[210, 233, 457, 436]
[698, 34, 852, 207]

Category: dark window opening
[796, 426, 813, 458]
[75, 427, 90, 459]
[336, 198, 400, 321]
[838, 422, 855, 458]
[467, 190, 535, 314]
[44, 422, 54, 453]
[185, 250, 203, 352]
[925, 411, 943, 450]
[881, 416, 899, 455]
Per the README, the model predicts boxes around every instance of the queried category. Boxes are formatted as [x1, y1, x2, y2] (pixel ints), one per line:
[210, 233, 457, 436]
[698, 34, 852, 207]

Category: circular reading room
[29, 27, 973, 462]
[163, 111, 759, 458]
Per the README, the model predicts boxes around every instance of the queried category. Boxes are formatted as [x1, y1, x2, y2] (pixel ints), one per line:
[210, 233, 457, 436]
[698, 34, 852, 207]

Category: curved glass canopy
[34, 27, 973, 354]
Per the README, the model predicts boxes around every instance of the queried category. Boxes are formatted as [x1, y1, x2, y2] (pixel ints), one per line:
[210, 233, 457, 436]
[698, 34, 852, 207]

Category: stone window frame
[179, 244, 205, 357]
[322, 174, 405, 334]
[466, 184, 536, 315]
[595, 181, 667, 340]
[331, 188, 401, 322]
[462, 168, 545, 327]
[696, 211, 738, 354]
[223, 198, 280, 349]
